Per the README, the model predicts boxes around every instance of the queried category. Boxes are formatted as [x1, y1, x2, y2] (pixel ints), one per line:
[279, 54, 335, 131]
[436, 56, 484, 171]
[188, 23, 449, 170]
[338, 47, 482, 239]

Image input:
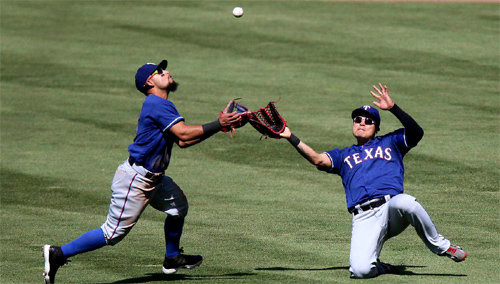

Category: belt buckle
[146, 172, 157, 179]
[146, 171, 163, 180]
[353, 204, 363, 215]
[352, 195, 391, 216]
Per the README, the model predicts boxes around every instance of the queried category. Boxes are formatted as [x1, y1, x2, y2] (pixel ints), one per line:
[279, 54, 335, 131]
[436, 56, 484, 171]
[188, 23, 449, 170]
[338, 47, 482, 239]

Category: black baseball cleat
[162, 251, 203, 274]
[42, 245, 70, 284]
[377, 260, 399, 275]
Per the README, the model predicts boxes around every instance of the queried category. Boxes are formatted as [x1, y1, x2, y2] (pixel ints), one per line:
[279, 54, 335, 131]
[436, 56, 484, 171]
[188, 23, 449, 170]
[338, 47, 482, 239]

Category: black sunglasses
[353, 116, 375, 125]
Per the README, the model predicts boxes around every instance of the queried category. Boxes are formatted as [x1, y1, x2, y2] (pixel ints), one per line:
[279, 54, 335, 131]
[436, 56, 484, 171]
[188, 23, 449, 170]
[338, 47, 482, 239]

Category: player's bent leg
[150, 176, 190, 257]
[349, 207, 388, 278]
[149, 176, 203, 274]
[389, 194, 467, 262]
[101, 163, 155, 245]
[42, 160, 153, 283]
[389, 194, 451, 254]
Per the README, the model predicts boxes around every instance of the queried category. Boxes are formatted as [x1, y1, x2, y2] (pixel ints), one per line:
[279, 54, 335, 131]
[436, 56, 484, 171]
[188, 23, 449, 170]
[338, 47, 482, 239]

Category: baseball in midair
[232, 7, 244, 18]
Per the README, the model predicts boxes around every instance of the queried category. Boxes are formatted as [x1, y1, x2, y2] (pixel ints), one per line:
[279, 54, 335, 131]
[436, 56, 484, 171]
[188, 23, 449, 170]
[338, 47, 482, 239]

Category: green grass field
[1, 0, 499, 283]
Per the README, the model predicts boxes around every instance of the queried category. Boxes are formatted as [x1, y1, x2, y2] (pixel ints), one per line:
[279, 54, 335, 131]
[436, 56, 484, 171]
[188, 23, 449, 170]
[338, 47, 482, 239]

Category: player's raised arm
[370, 83, 424, 147]
[280, 127, 332, 169]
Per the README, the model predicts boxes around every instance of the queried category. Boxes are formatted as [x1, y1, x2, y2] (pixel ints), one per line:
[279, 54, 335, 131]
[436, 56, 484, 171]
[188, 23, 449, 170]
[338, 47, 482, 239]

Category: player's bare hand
[370, 83, 394, 110]
[218, 112, 241, 127]
[280, 127, 292, 139]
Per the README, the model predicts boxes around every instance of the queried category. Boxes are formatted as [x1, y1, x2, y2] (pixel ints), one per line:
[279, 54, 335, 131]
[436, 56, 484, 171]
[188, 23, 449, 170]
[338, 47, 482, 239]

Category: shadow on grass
[98, 265, 466, 283]
[255, 266, 349, 271]
[393, 265, 468, 277]
[98, 272, 256, 283]
[255, 265, 467, 277]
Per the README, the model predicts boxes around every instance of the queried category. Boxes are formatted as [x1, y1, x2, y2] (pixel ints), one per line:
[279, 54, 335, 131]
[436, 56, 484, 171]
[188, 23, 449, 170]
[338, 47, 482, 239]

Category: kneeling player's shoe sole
[162, 253, 203, 274]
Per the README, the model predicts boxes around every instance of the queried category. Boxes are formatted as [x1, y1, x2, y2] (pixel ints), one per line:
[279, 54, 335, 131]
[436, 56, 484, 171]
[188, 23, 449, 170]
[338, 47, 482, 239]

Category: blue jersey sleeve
[317, 148, 342, 174]
[150, 99, 184, 132]
[387, 128, 413, 154]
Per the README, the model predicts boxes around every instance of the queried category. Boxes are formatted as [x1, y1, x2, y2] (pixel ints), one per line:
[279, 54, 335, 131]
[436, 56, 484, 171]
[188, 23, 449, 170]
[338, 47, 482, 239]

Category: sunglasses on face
[144, 69, 164, 87]
[353, 116, 375, 125]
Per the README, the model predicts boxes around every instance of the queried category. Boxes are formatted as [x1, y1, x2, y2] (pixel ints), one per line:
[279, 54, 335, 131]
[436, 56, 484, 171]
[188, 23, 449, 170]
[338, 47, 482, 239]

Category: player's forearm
[177, 138, 202, 148]
[287, 134, 324, 166]
[176, 120, 222, 141]
[175, 125, 205, 141]
[390, 104, 424, 146]
[297, 142, 322, 165]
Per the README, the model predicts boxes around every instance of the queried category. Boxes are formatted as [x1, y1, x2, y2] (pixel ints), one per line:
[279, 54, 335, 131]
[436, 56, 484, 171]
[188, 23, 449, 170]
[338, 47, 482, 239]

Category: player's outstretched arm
[170, 112, 241, 148]
[280, 127, 331, 169]
[370, 83, 424, 146]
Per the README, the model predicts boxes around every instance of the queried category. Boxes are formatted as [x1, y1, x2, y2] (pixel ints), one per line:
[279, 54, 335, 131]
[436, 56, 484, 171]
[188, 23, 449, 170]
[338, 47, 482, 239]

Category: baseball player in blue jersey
[279, 83, 467, 278]
[42, 59, 242, 283]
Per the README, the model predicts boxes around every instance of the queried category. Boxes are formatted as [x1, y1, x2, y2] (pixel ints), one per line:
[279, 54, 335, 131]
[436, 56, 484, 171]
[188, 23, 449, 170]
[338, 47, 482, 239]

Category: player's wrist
[389, 104, 400, 113]
[202, 120, 222, 136]
[288, 133, 301, 147]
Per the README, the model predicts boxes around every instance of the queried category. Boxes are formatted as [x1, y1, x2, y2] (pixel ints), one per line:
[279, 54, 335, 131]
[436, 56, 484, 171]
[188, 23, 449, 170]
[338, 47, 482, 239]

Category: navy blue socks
[164, 216, 184, 258]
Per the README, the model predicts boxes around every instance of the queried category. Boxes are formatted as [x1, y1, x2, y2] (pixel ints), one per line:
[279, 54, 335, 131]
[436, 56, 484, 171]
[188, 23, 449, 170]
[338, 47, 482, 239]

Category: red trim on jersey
[109, 173, 137, 240]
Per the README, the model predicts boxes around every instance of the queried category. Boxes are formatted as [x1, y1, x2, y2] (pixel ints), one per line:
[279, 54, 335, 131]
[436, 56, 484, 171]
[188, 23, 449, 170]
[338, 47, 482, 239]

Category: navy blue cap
[351, 105, 381, 127]
[135, 59, 168, 94]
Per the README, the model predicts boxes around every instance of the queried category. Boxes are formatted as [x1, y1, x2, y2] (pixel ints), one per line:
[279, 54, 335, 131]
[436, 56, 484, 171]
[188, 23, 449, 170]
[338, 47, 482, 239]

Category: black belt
[348, 196, 391, 216]
[128, 156, 137, 166]
[128, 157, 163, 179]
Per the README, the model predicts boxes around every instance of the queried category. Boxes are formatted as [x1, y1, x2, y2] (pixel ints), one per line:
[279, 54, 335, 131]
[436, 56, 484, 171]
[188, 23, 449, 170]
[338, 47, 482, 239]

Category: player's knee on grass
[349, 261, 379, 278]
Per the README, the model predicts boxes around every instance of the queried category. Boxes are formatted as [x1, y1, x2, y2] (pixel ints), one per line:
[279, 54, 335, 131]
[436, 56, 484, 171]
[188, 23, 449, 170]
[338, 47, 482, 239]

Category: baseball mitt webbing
[248, 101, 287, 139]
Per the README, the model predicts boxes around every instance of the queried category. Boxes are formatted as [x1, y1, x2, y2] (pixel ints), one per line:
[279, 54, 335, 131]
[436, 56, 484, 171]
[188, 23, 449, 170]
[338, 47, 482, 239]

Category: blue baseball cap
[351, 105, 381, 127]
[135, 59, 168, 94]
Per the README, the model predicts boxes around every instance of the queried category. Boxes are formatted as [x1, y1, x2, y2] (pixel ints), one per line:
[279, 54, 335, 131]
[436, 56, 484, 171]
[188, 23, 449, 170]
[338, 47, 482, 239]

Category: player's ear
[142, 82, 154, 94]
[143, 80, 155, 92]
